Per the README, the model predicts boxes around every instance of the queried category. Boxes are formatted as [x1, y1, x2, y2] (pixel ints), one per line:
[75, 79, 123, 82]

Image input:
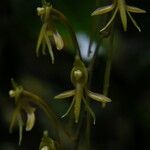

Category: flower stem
[22, 90, 73, 145]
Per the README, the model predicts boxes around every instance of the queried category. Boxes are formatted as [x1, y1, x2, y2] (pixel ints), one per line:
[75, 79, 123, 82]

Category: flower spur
[54, 57, 111, 124]
[36, 2, 64, 64]
[91, 0, 146, 32]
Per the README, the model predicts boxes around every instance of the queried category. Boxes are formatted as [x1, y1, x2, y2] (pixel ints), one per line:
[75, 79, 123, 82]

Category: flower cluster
[55, 57, 111, 124]
[91, 0, 146, 32]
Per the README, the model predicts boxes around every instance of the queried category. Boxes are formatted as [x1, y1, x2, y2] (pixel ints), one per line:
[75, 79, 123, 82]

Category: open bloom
[91, 0, 146, 32]
[9, 79, 36, 145]
[36, 2, 64, 64]
[54, 57, 111, 124]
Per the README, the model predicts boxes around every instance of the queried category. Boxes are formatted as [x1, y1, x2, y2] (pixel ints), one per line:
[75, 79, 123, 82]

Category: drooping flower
[54, 57, 111, 124]
[9, 79, 36, 145]
[9, 78, 66, 145]
[36, 2, 64, 64]
[91, 0, 146, 32]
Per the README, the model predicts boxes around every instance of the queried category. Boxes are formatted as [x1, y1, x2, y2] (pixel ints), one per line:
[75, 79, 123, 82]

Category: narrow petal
[100, 7, 118, 32]
[25, 107, 36, 131]
[127, 6, 146, 13]
[53, 31, 64, 50]
[9, 106, 20, 133]
[118, 0, 127, 31]
[44, 32, 54, 64]
[17, 113, 24, 146]
[36, 24, 47, 57]
[61, 98, 75, 118]
[54, 90, 75, 99]
[127, 11, 141, 32]
[42, 41, 46, 55]
[82, 96, 96, 125]
[87, 90, 111, 103]
[91, 4, 114, 16]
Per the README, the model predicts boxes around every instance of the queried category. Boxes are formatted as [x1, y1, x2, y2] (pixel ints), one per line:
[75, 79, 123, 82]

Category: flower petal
[87, 90, 111, 104]
[54, 90, 75, 99]
[83, 96, 96, 124]
[25, 107, 36, 131]
[53, 31, 64, 50]
[91, 4, 114, 16]
[36, 23, 47, 57]
[44, 32, 54, 64]
[9, 106, 20, 133]
[61, 98, 75, 118]
[127, 6, 146, 13]
[100, 7, 118, 32]
[17, 113, 24, 146]
[118, 0, 127, 31]
[127, 11, 141, 32]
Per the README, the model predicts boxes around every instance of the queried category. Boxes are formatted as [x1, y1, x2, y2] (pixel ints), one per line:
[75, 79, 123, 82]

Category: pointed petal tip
[61, 115, 65, 118]
[127, 6, 146, 13]
[93, 119, 96, 125]
[51, 59, 55, 64]
[123, 25, 127, 32]
[87, 90, 111, 103]
[91, 5, 114, 16]
[91, 12, 96, 16]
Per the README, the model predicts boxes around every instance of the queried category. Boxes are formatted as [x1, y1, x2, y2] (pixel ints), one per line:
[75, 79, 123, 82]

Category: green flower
[91, 0, 146, 32]
[9, 79, 36, 145]
[39, 131, 60, 150]
[54, 57, 111, 124]
[36, 2, 64, 64]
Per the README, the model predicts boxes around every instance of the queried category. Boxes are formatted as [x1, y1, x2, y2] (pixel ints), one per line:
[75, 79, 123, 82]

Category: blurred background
[0, 0, 150, 149]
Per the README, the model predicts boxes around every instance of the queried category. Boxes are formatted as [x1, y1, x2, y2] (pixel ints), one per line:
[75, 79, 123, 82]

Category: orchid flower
[55, 57, 111, 124]
[91, 0, 146, 32]
[36, 2, 64, 64]
[9, 79, 36, 145]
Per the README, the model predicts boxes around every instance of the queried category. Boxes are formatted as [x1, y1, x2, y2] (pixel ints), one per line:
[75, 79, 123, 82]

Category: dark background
[0, 0, 150, 149]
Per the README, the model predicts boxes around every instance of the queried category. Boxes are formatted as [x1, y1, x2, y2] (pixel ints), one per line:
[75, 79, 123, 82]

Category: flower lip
[25, 107, 36, 131]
